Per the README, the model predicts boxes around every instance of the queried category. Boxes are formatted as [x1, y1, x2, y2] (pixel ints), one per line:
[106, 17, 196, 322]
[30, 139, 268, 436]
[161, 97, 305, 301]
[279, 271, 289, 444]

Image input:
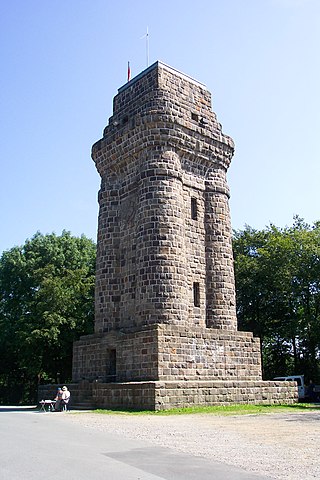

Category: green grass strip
[89, 403, 320, 416]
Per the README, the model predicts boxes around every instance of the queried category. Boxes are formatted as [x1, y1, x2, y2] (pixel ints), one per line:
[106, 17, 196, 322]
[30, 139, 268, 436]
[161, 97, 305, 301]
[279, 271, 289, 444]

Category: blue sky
[1, 0, 319, 254]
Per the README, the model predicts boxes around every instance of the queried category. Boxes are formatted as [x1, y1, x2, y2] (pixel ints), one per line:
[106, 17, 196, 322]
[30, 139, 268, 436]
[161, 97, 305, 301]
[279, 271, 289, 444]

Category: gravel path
[66, 411, 320, 479]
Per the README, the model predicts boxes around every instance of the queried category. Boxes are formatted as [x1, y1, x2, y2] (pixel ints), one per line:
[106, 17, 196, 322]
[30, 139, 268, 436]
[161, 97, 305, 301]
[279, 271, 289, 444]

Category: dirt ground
[66, 409, 320, 480]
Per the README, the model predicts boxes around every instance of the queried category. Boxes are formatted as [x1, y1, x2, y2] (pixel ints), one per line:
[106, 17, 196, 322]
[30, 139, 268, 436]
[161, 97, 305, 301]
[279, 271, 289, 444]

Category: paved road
[0, 407, 272, 480]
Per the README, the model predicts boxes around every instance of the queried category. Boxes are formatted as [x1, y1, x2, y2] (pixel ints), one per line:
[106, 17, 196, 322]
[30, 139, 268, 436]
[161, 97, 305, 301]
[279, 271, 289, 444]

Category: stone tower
[72, 62, 297, 409]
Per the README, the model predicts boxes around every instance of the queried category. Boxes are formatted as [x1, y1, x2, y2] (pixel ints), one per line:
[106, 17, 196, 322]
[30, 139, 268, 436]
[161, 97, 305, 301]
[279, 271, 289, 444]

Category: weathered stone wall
[92, 61, 237, 333]
[152, 380, 298, 410]
[73, 326, 160, 383]
[73, 332, 121, 383]
[157, 325, 262, 381]
[39, 380, 298, 411]
[73, 324, 262, 383]
[205, 169, 237, 329]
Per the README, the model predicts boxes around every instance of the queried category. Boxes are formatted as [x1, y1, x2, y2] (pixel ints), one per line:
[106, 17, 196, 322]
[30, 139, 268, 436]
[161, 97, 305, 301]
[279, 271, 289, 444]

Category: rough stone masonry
[70, 61, 297, 409]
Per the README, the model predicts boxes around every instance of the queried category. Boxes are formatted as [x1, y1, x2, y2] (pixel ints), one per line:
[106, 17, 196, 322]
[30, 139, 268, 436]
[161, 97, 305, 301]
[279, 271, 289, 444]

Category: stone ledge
[40, 380, 298, 411]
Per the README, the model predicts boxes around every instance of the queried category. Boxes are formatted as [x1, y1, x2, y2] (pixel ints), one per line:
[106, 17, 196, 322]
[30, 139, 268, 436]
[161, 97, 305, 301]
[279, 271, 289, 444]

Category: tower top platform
[118, 61, 207, 94]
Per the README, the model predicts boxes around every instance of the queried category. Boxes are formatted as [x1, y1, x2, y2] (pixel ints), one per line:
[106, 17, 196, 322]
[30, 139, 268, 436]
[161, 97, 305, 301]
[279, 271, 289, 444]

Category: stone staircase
[70, 381, 96, 410]
[70, 400, 95, 410]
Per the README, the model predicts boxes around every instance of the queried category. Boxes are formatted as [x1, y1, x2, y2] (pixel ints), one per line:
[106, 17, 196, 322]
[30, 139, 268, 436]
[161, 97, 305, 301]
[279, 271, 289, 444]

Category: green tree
[0, 231, 96, 403]
[233, 218, 320, 382]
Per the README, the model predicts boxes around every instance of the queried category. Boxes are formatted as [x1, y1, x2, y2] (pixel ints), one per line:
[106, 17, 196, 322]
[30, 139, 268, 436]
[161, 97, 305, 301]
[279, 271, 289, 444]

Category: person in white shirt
[60, 386, 71, 410]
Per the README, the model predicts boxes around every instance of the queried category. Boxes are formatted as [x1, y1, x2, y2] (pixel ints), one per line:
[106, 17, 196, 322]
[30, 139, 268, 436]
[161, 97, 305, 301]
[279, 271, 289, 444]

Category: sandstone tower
[72, 62, 297, 409]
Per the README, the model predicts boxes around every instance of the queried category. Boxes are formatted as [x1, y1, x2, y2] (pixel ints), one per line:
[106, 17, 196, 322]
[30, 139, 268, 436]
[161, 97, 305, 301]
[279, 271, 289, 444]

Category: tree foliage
[3, 220, 320, 402]
[0, 231, 96, 403]
[233, 217, 320, 382]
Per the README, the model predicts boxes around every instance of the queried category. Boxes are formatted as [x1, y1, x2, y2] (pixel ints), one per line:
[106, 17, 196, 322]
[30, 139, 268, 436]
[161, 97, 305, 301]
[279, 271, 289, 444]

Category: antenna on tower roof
[140, 27, 149, 67]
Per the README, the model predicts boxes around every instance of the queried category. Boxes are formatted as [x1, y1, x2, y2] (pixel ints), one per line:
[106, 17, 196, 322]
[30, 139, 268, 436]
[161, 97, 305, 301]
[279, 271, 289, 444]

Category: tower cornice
[118, 60, 207, 94]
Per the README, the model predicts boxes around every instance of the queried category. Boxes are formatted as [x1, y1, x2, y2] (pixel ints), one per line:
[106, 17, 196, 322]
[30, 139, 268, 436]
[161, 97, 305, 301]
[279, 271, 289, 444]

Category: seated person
[54, 387, 63, 411]
[61, 386, 71, 410]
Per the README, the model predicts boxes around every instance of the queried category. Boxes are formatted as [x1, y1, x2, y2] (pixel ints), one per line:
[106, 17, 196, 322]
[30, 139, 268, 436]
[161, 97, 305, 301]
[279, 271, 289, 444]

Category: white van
[273, 375, 305, 400]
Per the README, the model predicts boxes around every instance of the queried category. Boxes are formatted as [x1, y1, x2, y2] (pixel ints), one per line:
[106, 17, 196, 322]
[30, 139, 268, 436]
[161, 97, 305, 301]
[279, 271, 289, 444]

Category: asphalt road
[0, 407, 271, 480]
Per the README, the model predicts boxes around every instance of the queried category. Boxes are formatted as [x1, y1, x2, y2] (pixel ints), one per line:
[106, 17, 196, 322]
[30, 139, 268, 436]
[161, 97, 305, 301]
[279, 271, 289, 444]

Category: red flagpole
[127, 61, 131, 82]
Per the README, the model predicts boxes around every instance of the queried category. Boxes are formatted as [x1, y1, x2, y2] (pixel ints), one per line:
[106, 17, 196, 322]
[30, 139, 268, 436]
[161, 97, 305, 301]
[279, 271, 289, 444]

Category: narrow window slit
[193, 282, 200, 307]
[191, 197, 198, 220]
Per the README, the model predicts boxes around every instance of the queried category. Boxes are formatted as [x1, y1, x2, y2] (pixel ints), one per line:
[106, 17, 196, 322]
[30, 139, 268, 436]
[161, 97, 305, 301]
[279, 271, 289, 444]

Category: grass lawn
[91, 403, 320, 416]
